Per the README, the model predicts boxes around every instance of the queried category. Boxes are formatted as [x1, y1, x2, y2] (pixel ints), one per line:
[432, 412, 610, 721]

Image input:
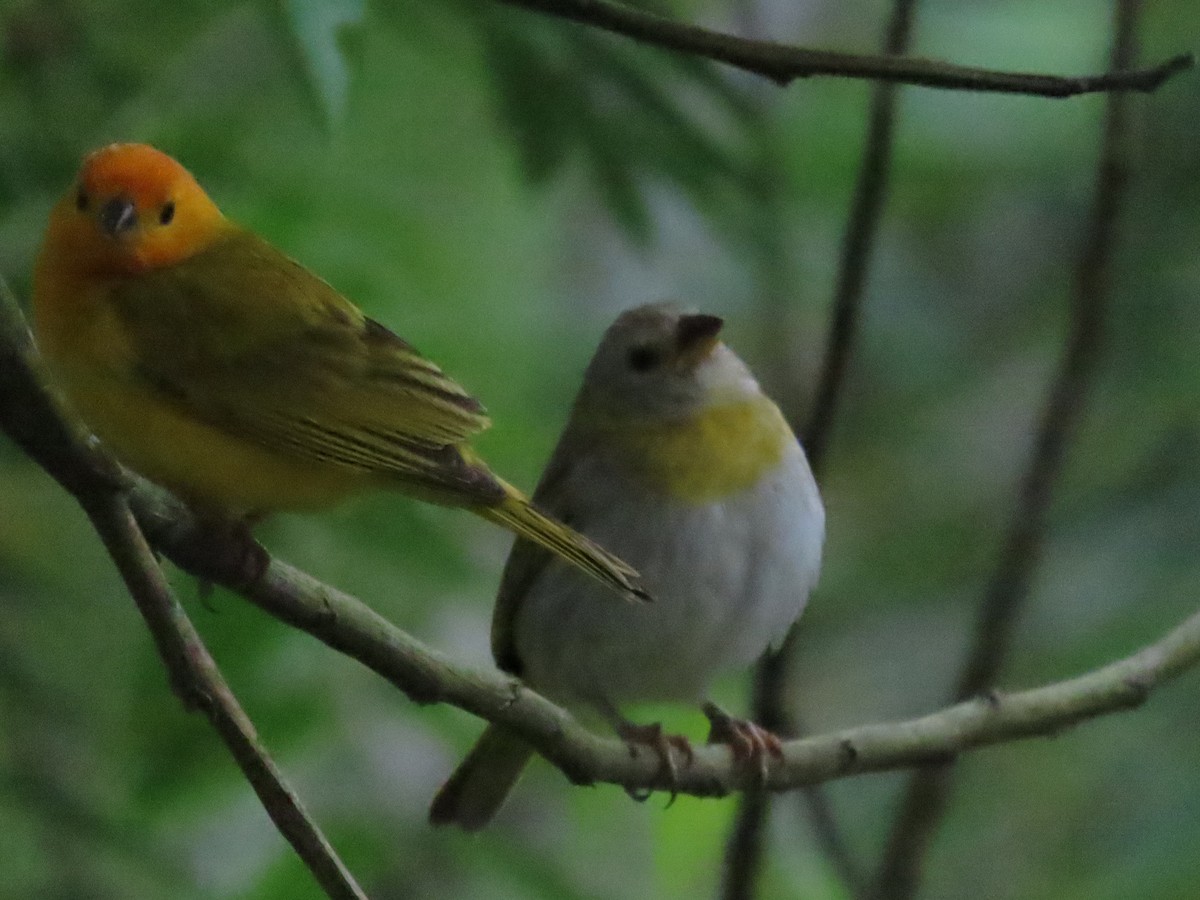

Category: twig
[869, 3, 1142, 898]
[0, 279, 1198, 804]
[725, 1, 921, 895]
[492, 0, 1192, 97]
[0, 286, 368, 900]
[87, 501, 370, 900]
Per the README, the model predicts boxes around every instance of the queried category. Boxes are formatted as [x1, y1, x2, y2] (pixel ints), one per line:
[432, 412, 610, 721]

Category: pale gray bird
[430, 303, 824, 829]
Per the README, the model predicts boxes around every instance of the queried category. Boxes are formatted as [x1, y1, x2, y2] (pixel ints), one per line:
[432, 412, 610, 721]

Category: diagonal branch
[0, 286, 368, 900]
[2, 279, 1197, 808]
[80, 482, 1200, 798]
[85, 501, 370, 900]
[869, 3, 1143, 898]
[491, 0, 1192, 97]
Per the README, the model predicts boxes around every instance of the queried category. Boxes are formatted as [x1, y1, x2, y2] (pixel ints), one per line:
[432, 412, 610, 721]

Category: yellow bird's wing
[109, 230, 499, 500]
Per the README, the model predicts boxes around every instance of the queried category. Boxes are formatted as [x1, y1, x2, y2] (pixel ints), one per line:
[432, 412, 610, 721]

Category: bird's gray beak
[98, 196, 138, 239]
[675, 313, 724, 368]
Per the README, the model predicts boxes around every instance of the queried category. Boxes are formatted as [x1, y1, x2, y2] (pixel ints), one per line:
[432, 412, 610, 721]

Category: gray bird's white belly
[510, 440, 823, 710]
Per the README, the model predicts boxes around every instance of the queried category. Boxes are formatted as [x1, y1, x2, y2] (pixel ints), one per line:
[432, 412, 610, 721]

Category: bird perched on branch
[31, 143, 645, 601]
[430, 303, 824, 830]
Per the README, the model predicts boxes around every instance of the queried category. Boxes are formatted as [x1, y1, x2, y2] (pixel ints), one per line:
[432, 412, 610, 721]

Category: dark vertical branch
[804, 0, 919, 470]
[722, 3, 920, 898]
[868, 4, 1141, 899]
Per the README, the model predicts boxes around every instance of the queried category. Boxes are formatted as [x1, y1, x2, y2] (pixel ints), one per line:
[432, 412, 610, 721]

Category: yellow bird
[430, 304, 824, 829]
[32, 143, 645, 600]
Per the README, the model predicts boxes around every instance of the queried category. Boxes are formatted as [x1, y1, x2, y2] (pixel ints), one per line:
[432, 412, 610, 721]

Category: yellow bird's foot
[702, 702, 783, 785]
[615, 720, 694, 805]
[191, 516, 269, 590]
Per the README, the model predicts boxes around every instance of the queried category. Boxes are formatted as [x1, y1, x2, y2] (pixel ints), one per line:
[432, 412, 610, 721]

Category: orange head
[41, 143, 229, 277]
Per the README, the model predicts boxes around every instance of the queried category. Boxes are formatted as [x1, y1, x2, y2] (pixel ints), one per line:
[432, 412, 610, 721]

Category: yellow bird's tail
[478, 483, 649, 603]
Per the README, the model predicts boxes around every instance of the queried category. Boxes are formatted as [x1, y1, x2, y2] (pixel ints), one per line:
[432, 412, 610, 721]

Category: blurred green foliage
[0, 1, 1197, 898]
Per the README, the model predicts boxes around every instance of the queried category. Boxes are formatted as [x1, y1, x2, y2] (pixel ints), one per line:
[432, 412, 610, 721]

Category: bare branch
[0, 285, 368, 900]
[82, 487, 1200, 798]
[492, 0, 1192, 97]
[86, 502, 370, 900]
[805, 0, 918, 472]
[870, 3, 1143, 897]
[0, 279, 1197, 810]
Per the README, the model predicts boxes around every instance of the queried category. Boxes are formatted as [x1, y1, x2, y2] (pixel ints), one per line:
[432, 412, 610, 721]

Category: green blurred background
[1, 1, 1197, 898]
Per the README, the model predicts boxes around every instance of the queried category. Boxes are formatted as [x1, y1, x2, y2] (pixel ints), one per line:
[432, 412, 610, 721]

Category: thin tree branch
[85, 500, 370, 900]
[725, 1, 920, 895]
[869, 3, 1142, 898]
[136, 481, 1200, 797]
[491, 0, 1192, 97]
[2, 282, 1197, 807]
[805, 0, 919, 471]
[0, 287, 368, 900]
[70, 494, 1200, 799]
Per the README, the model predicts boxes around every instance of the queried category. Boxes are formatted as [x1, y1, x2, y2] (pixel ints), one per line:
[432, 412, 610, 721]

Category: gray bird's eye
[627, 345, 661, 372]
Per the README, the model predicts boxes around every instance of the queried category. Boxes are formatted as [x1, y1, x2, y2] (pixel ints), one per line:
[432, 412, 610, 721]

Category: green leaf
[278, 0, 366, 128]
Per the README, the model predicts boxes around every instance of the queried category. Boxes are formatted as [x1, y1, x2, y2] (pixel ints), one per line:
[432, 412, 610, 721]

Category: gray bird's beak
[676, 313, 724, 368]
[99, 196, 138, 239]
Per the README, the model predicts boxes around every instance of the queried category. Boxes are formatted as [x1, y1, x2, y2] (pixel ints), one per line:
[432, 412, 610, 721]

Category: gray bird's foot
[615, 720, 694, 805]
[702, 702, 783, 785]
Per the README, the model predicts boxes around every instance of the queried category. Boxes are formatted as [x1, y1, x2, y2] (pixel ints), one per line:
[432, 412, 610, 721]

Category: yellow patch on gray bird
[613, 395, 792, 502]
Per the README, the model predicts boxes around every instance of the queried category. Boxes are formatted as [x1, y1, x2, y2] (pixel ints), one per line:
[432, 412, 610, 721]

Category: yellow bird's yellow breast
[613, 396, 793, 503]
[51, 373, 366, 515]
[34, 270, 138, 380]
[33, 272, 364, 515]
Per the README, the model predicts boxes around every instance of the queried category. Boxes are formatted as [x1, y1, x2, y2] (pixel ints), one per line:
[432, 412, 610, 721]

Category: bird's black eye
[75, 189, 88, 211]
[627, 345, 661, 372]
[159, 201, 175, 225]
